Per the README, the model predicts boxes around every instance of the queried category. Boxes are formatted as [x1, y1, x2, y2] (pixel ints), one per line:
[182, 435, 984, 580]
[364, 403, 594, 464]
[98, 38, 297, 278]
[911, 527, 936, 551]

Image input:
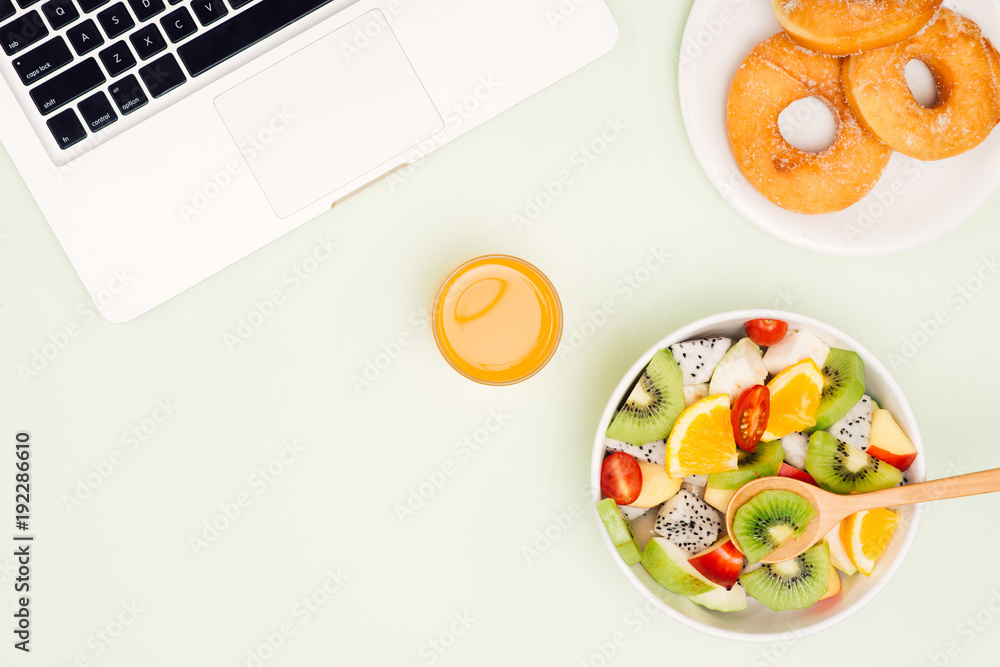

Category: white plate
[678, 0, 1000, 256]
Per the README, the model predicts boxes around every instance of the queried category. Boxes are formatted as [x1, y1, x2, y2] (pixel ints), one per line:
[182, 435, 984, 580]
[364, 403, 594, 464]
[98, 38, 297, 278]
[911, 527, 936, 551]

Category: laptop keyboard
[1, 0, 338, 152]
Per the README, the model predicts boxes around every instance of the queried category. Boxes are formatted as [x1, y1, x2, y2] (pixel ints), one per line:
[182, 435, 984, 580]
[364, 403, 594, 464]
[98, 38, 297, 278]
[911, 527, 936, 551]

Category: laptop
[0, 0, 618, 321]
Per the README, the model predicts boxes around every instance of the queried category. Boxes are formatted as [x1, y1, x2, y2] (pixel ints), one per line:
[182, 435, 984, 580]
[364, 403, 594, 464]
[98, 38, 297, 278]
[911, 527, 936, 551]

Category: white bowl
[590, 310, 924, 642]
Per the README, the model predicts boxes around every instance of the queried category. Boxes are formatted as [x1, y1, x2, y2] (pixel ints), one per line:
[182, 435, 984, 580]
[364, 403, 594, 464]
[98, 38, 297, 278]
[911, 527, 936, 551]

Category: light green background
[2, 1, 999, 665]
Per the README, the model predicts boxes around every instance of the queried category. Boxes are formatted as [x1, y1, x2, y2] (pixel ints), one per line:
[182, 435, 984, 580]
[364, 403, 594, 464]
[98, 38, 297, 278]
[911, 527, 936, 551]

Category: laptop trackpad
[214, 10, 443, 218]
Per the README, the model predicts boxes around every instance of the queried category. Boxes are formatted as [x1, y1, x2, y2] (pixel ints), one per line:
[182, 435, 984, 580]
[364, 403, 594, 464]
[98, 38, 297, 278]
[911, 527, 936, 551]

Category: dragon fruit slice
[684, 383, 709, 406]
[829, 395, 875, 450]
[681, 475, 707, 499]
[780, 432, 810, 469]
[683, 475, 707, 487]
[653, 489, 722, 555]
[669, 337, 732, 385]
[605, 438, 667, 466]
[620, 505, 649, 522]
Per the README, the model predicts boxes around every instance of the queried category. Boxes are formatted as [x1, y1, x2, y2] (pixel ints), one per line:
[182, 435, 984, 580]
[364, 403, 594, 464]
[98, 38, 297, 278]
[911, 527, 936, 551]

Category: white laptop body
[0, 0, 618, 321]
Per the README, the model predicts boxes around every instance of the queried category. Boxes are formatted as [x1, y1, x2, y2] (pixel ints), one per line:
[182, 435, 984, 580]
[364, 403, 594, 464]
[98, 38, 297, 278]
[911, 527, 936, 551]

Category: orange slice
[761, 359, 823, 441]
[841, 508, 899, 576]
[665, 394, 738, 477]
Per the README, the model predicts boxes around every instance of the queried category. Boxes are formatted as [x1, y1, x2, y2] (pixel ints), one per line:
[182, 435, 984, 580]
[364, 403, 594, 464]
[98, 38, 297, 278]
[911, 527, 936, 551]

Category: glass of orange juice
[432, 255, 563, 385]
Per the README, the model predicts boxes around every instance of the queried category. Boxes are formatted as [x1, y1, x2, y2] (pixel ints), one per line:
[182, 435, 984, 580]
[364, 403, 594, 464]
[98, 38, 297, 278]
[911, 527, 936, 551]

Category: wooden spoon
[724, 468, 1000, 564]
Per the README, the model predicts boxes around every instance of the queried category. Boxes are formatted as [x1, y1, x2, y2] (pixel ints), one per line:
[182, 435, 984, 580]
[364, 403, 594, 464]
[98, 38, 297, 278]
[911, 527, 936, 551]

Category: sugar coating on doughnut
[727, 33, 892, 215]
[985, 38, 1000, 126]
[774, 0, 943, 55]
[843, 8, 1000, 161]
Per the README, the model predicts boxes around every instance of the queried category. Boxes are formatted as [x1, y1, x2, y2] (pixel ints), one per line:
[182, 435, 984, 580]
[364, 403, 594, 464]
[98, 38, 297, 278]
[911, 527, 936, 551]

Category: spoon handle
[836, 468, 1000, 516]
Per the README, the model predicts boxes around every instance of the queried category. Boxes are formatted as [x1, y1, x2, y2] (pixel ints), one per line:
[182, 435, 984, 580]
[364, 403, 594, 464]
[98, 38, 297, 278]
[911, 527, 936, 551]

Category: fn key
[46, 108, 87, 150]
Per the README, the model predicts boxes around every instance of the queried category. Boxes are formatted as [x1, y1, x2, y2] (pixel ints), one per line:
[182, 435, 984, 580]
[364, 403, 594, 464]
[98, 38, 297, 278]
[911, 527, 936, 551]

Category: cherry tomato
[744, 318, 788, 347]
[731, 385, 770, 453]
[600, 452, 642, 505]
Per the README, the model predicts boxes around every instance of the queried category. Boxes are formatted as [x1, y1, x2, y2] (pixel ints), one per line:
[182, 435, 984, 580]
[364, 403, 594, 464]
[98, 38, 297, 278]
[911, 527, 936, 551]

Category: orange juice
[433, 255, 563, 385]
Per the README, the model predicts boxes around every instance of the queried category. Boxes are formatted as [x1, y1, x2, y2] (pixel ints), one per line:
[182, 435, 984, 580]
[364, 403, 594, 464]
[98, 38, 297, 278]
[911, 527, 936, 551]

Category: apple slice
[596, 498, 642, 566]
[866, 409, 918, 472]
[778, 462, 818, 486]
[688, 581, 747, 612]
[640, 537, 715, 596]
[823, 521, 857, 576]
[818, 565, 842, 601]
[688, 537, 743, 588]
[626, 460, 682, 508]
[704, 485, 737, 513]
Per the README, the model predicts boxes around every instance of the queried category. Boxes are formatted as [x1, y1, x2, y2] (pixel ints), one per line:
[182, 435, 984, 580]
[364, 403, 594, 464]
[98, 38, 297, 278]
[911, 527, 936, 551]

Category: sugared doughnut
[986, 38, 1000, 116]
[842, 9, 1000, 161]
[727, 33, 892, 215]
[773, 0, 943, 56]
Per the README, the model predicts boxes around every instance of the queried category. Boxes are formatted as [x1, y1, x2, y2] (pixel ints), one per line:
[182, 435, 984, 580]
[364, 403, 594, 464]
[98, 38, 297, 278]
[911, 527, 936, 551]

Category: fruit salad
[596, 319, 918, 613]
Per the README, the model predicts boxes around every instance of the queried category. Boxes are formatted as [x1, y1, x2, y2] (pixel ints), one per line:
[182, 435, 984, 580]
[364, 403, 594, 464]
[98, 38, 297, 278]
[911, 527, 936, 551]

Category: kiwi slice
[813, 349, 866, 431]
[732, 490, 817, 564]
[706, 441, 785, 490]
[606, 349, 685, 445]
[740, 542, 830, 611]
[806, 431, 902, 494]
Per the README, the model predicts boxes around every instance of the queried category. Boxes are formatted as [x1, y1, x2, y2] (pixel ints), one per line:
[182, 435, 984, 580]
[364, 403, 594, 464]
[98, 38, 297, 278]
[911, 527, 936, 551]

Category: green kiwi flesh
[806, 431, 902, 494]
[606, 349, 685, 445]
[740, 542, 830, 611]
[706, 441, 785, 490]
[733, 490, 817, 564]
[812, 349, 866, 431]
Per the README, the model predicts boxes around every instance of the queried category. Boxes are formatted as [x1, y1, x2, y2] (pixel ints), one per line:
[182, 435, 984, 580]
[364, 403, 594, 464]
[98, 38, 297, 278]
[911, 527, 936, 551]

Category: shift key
[29, 58, 105, 115]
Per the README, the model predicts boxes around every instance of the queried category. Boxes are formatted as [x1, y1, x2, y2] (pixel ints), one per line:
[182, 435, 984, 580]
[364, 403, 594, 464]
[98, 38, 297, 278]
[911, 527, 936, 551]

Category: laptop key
[97, 2, 133, 38]
[41, 0, 79, 30]
[108, 73, 147, 114]
[0, 0, 14, 21]
[67, 18, 104, 54]
[29, 56, 105, 115]
[16, 0, 42, 7]
[178, 0, 334, 77]
[159, 6, 194, 43]
[228, 0, 254, 8]
[12, 35, 71, 84]
[129, 22, 164, 59]
[191, 0, 226, 27]
[98, 39, 135, 76]
[79, 0, 108, 11]
[138, 52, 184, 98]
[1, 11, 49, 55]
[126, 0, 162, 22]
[46, 107, 87, 149]
[78, 90, 117, 131]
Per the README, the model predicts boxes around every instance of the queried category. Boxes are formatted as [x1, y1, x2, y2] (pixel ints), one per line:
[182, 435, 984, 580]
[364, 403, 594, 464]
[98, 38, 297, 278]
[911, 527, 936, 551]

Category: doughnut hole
[778, 97, 838, 153]
[905, 59, 943, 108]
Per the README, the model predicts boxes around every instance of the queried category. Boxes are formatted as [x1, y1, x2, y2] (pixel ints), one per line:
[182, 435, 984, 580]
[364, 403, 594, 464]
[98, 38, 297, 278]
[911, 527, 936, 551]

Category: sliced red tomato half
[732, 385, 770, 453]
[600, 452, 642, 505]
[744, 318, 788, 347]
